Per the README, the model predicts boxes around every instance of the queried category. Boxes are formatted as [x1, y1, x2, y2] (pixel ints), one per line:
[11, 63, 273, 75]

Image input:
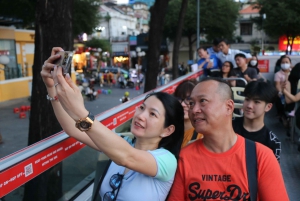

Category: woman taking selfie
[41, 47, 184, 201]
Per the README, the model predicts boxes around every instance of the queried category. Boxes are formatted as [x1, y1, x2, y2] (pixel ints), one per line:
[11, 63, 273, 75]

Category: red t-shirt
[168, 135, 289, 201]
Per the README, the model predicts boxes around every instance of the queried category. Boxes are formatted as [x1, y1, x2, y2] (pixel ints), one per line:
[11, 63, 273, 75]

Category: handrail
[0, 69, 203, 197]
[222, 77, 248, 86]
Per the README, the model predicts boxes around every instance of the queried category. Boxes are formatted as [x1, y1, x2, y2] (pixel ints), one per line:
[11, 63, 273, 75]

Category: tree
[0, 0, 101, 37]
[253, 0, 300, 54]
[85, 38, 111, 53]
[172, 0, 189, 80]
[144, 0, 170, 92]
[0, 0, 36, 29]
[73, 0, 101, 36]
[164, 0, 239, 60]
[23, 0, 73, 200]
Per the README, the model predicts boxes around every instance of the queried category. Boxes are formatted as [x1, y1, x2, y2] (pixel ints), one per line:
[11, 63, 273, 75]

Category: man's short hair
[234, 53, 246, 59]
[198, 77, 233, 101]
[197, 47, 207, 52]
[218, 38, 229, 45]
[244, 81, 277, 103]
[213, 38, 220, 46]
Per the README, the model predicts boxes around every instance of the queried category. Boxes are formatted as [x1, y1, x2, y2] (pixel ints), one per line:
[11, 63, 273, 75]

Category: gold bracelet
[46, 94, 59, 101]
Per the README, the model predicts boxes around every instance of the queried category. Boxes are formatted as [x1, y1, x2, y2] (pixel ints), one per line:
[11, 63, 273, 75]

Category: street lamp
[133, 47, 146, 89]
[261, 13, 266, 55]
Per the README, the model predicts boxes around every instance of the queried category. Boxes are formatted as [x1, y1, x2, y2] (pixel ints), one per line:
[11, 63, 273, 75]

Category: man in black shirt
[234, 53, 258, 87]
[232, 81, 281, 162]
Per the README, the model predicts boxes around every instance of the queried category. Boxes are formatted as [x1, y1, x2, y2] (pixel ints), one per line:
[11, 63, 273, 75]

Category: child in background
[120, 91, 130, 103]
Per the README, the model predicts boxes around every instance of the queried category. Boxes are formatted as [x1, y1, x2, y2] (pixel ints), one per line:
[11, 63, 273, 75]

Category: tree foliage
[0, 0, 101, 36]
[73, 0, 101, 36]
[0, 0, 36, 28]
[253, 0, 300, 53]
[85, 38, 111, 52]
[164, 0, 239, 43]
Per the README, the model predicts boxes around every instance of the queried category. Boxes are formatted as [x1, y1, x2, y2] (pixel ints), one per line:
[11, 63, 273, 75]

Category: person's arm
[239, 50, 252, 63]
[41, 48, 100, 150]
[244, 68, 258, 82]
[282, 81, 300, 103]
[256, 144, 289, 200]
[198, 59, 208, 69]
[275, 81, 282, 94]
[229, 76, 236, 87]
[50, 58, 159, 177]
[167, 157, 186, 201]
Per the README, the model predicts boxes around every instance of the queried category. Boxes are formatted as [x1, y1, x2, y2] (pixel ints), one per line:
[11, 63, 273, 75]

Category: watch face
[80, 121, 90, 129]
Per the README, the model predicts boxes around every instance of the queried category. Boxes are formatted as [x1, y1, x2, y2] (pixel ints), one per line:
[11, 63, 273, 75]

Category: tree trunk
[285, 34, 290, 55]
[188, 34, 196, 60]
[172, 0, 189, 79]
[23, 0, 73, 200]
[144, 0, 170, 92]
[289, 36, 295, 55]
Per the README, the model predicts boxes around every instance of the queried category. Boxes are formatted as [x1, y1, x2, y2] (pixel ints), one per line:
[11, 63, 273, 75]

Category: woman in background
[173, 80, 203, 147]
[218, 61, 236, 87]
[248, 55, 267, 82]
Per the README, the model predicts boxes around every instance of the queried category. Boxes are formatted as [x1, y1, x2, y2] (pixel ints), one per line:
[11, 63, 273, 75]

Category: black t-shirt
[232, 117, 281, 163]
[233, 67, 258, 87]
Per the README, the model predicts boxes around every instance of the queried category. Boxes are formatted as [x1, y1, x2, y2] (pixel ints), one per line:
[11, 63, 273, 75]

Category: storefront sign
[257, 60, 269, 73]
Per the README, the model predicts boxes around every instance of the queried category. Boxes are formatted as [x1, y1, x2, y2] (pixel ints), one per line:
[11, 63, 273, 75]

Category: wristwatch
[75, 112, 95, 132]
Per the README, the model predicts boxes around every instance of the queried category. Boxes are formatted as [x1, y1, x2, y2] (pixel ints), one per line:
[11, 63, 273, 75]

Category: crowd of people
[39, 45, 300, 200]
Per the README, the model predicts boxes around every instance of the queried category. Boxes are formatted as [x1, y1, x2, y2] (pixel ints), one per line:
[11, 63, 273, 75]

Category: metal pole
[197, 0, 200, 50]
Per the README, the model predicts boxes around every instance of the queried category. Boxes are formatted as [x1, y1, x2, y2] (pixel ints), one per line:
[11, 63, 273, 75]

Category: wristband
[47, 94, 59, 101]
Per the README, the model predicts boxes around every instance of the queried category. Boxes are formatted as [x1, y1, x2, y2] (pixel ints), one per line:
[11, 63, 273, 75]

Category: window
[240, 23, 252, 36]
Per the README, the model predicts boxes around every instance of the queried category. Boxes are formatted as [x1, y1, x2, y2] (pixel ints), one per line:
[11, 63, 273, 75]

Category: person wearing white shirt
[217, 38, 252, 68]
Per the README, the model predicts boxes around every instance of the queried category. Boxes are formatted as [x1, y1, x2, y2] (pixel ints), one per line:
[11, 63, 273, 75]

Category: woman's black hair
[275, 55, 291, 67]
[144, 92, 184, 159]
[221, 61, 235, 77]
[248, 55, 259, 74]
[173, 79, 197, 100]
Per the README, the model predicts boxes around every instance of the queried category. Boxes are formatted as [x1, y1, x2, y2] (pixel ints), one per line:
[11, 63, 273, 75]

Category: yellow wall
[0, 77, 32, 102]
[15, 30, 35, 77]
[0, 27, 15, 39]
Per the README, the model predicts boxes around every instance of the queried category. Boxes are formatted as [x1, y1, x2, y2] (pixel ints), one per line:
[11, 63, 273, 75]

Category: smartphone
[54, 51, 73, 74]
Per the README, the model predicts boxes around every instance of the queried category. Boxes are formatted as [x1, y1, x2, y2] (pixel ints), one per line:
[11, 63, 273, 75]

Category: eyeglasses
[177, 96, 191, 106]
[103, 173, 124, 201]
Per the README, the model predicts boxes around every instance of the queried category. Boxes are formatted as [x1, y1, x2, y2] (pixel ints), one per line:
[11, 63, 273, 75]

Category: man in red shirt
[168, 77, 289, 201]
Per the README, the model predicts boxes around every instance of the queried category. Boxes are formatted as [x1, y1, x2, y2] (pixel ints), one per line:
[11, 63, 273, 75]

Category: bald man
[168, 77, 288, 201]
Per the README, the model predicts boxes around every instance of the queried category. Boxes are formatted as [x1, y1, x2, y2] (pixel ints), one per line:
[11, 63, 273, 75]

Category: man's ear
[161, 125, 175, 138]
[265, 103, 273, 112]
[226, 99, 235, 116]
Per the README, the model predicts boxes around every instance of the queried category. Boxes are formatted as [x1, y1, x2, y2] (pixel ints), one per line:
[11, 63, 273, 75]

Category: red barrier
[0, 70, 203, 198]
